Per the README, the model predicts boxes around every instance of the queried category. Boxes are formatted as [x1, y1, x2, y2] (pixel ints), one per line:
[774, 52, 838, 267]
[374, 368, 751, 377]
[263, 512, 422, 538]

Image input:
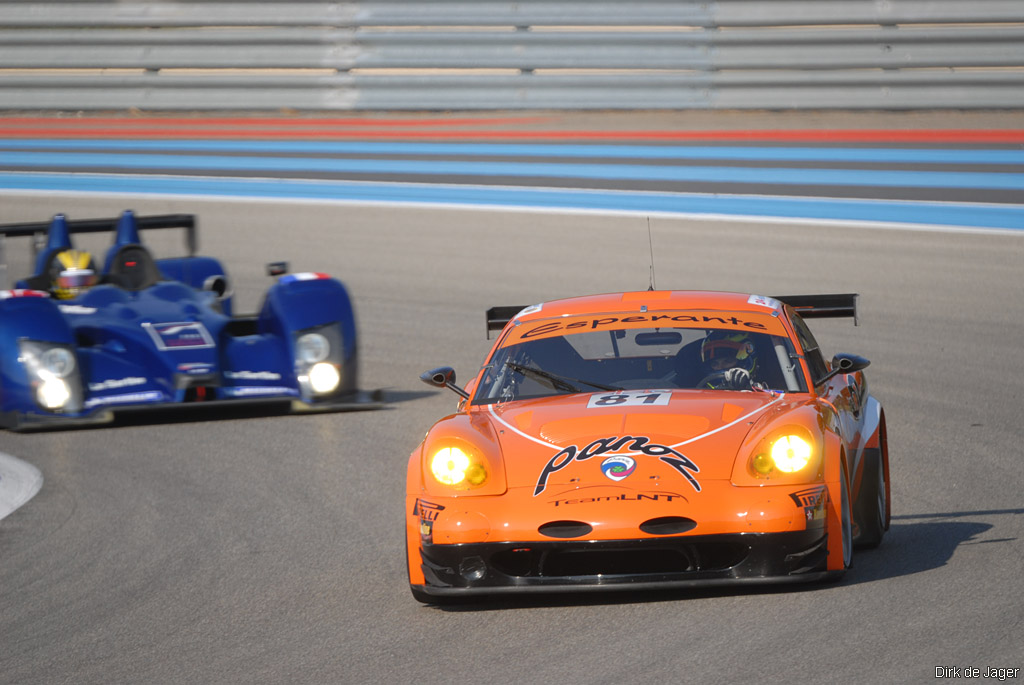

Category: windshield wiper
[505, 361, 621, 393]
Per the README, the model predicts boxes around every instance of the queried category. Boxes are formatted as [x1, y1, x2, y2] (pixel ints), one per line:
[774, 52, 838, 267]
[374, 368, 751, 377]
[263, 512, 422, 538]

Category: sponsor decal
[600, 455, 636, 482]
[225, 370, 283, 381]
[144, 322, 214, 350]
[58, 304, 97, 314]
[414, 499, 445, 541]
[177, 362, 214, 375]
[587, 390, 670, 408]
[0, 289, 48, 299]
[789, 486, 827, 522]
[552, 491, 685, 507]
[535, 435, 700, 497]
[748, 294, 781, 309]
[83, 391, 164, 409]
[280, 272, 330, 284]
[222, 386, 297, 397]
[519, 313, 767, 340]
[88, 377, 146, 392]
[516, 303, 543, 317]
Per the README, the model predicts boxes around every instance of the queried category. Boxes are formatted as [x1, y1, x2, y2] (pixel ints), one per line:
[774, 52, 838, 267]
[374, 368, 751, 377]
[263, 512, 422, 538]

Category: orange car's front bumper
[407, 481, 834, 596]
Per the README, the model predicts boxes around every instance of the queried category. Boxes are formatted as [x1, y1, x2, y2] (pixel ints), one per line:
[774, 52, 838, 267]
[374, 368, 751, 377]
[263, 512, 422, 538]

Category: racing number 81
[587, 391, 671, 408]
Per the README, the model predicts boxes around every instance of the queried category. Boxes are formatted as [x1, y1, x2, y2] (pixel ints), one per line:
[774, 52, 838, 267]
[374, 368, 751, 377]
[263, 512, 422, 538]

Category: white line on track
[0, 451, 43, 521]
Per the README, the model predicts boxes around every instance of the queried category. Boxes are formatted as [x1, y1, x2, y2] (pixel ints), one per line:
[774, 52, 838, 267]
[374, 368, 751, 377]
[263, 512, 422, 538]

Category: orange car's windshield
[473, 326, 807, 404]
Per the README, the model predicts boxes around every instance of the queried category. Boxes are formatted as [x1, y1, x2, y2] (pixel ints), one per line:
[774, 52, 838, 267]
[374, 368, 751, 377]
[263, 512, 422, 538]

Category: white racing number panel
[586, 390, 672, 409]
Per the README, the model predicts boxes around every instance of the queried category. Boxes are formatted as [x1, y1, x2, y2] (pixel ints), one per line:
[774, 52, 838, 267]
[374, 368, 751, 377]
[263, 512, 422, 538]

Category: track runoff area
[1, 114, 1023, 233]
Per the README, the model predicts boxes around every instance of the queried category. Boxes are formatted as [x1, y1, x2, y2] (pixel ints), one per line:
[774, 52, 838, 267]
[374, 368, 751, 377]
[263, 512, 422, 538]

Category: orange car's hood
[479, 389, 797, 496]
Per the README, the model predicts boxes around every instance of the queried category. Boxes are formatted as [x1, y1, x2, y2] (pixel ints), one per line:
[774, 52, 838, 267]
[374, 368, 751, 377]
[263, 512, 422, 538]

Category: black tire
[854, 448, 886, 549]
[840, 463, 853, 570]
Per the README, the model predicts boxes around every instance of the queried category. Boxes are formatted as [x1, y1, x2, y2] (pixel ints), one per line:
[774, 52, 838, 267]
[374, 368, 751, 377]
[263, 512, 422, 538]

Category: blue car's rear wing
[486, 293, 859, 338]
[0, 213, 198, 289]
[0, 213, 197, 254]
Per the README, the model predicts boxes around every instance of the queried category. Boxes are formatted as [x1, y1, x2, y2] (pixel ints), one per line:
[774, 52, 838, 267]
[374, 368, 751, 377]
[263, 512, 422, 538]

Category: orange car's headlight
[738, 427, 822, 485]
[418, 414, 507, 497]
[430, 446, 488, 487]
[422, 439, 506, 495]
[757, 435, 813, 474]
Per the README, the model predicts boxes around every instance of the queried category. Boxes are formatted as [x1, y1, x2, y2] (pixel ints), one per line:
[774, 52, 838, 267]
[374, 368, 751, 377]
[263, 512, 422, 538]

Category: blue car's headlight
[294, 325, 343, 398]
[296, 332, 330, 364]
[18, 340, 82, 412]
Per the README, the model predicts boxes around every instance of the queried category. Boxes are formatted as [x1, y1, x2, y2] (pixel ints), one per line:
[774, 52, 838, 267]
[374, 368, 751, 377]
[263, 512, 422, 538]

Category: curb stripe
[5, 152, 1024, 190]
[5, 139, 1024, 165]
[2, 173, 1022, 230]
[1, 124, 1023, 143]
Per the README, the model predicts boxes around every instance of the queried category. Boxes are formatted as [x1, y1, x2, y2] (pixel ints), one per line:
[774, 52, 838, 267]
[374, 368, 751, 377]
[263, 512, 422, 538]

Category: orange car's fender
[823, 430, 851, 572]
[405, 507, 426, 585]
[405, 411, 508, 584]
[406, 448, 426, 585]
[418, 413, 507, 498]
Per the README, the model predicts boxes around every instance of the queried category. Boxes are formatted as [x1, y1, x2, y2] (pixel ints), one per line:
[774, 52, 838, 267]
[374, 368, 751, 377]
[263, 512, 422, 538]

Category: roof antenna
[646, 217, 657, 291]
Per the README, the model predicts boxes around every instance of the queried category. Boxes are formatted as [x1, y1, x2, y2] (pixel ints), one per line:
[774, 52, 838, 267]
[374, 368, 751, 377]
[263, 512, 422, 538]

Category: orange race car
[406, 291, 890, 603]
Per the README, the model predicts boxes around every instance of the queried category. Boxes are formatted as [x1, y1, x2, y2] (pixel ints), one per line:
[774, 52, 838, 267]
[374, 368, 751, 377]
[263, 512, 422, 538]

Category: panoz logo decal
[535, 435, 700, 496]
[144, 322, 214, 350]
[600, 456, 636, 482]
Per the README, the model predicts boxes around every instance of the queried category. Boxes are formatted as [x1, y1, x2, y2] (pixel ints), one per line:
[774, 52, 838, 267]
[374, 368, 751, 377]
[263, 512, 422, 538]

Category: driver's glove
[723, 367, 752, 390]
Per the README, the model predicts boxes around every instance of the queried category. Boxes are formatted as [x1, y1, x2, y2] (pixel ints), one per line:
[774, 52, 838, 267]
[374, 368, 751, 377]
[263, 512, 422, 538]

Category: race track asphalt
[1, 111, 1022, 684]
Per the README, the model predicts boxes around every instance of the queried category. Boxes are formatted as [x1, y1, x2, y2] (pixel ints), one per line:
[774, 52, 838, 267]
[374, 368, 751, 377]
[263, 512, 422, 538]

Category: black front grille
[544, 547, 695, 576]
[489, 540, 748, 578]
[418, 531, 830, 592]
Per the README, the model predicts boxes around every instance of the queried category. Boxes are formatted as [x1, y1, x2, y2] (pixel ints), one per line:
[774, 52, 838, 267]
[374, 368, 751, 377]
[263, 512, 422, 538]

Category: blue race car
[0, 210, 380, 430]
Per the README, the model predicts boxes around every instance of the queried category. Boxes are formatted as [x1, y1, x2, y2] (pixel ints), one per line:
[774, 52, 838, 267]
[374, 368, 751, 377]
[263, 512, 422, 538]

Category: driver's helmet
[50, 249, 98, 300]
[701, 330, 756, 374]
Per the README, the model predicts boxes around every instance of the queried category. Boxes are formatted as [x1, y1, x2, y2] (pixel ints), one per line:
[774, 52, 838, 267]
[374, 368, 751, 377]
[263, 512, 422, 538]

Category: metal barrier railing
[2, 0, 1023, 110]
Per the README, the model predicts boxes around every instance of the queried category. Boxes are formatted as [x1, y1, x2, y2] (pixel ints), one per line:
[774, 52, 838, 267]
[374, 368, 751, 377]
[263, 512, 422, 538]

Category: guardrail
[2, 0, 1023, 110]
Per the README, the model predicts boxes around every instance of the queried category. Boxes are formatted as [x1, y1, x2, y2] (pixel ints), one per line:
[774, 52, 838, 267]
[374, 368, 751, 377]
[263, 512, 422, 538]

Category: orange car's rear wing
[775, 293, 859, 325]
[486, 305, 526, 338]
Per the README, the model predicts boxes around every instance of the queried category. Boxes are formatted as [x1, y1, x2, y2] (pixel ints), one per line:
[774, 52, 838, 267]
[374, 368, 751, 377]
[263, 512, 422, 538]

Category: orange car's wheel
[840, 463, 853, 569]
[826, 461, 854, 575]
[854, 448, 886, 549]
